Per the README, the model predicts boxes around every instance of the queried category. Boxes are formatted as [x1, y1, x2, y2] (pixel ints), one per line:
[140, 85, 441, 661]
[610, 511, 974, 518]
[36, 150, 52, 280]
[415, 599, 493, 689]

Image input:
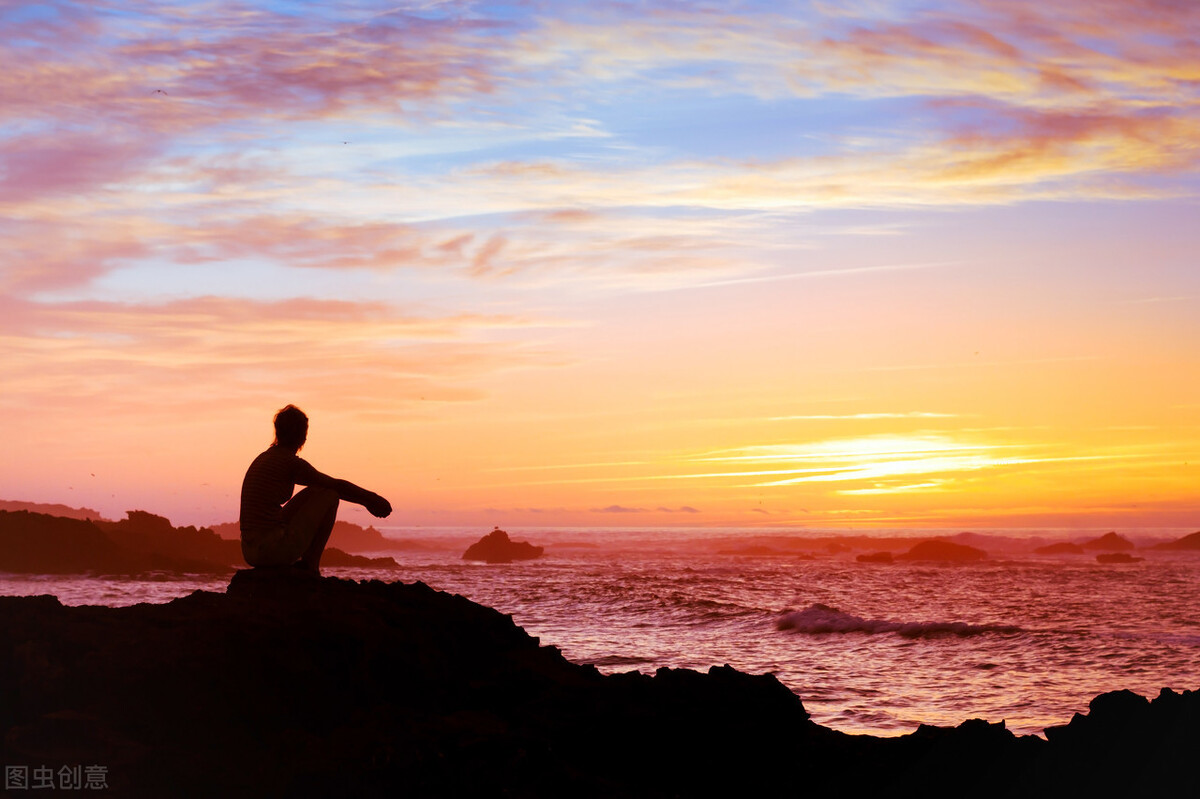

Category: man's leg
[282, 486, 340, 575]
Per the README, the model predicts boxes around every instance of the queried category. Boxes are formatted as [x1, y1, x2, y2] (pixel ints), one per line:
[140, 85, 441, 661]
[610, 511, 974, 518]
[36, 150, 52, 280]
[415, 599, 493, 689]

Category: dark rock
[0, 509, 400, 576]
[462, 527, 543, 563]
[896, 540, 987, 562]
[0, 511, 134, 574]
[1096, 553, 1144, 564]
[0, 510, 230, 575]
[1034, 542, 1085, 555]
[1152, 531, 1200, 551]
[1081, 532, 1134, 551]
[97, 510, 241, 567]
[319, 548, 400, 568]
[0, 574, 1196, 796]
[1035, 688, 1198, 794]
[857, 551, 894, 563]
[0, 573, 809, 796]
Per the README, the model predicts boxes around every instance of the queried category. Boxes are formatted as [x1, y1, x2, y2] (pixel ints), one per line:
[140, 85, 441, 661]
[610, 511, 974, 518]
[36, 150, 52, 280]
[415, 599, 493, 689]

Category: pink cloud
[1, 3, 505, 134]
[0, 217, 154, 294]
[0, 131, 162, 205]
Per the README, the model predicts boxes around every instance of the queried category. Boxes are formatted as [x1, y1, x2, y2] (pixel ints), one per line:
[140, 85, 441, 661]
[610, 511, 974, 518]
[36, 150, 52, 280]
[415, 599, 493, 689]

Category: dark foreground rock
[1, 573, 1196, 798]
[462, 527, 544, 563]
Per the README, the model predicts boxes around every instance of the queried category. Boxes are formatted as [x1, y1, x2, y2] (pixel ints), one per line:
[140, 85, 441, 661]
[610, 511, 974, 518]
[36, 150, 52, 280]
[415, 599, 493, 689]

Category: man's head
[273, 405, 308, 451]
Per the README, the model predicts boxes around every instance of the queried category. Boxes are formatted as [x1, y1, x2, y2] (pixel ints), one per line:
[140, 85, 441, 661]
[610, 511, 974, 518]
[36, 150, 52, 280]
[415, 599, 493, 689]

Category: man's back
[240, 446, 304, 533]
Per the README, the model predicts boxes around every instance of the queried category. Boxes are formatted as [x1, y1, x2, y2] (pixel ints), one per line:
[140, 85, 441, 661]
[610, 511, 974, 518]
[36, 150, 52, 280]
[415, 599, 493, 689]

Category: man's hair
[273, 405, 309, 450]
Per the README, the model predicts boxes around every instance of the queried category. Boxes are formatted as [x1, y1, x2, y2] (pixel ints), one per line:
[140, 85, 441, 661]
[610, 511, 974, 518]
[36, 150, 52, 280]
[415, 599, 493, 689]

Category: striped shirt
[239, 446, 313, 534]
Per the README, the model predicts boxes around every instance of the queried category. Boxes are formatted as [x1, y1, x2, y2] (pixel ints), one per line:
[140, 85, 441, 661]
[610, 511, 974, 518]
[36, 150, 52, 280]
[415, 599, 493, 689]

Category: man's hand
[366, 494, 392, 518]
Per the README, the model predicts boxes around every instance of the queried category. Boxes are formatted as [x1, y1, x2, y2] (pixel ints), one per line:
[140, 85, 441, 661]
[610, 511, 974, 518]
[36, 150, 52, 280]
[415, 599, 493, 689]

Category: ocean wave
[776, 603, 1022, 638]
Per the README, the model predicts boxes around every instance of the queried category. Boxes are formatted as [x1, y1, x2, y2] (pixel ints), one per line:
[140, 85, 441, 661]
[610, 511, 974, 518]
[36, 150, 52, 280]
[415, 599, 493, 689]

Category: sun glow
[668, 435, 1024, 488]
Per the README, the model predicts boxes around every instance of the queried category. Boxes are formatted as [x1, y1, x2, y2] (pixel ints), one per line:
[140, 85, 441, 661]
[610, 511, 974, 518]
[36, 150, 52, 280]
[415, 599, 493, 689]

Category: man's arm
[295, 460, 392, 518]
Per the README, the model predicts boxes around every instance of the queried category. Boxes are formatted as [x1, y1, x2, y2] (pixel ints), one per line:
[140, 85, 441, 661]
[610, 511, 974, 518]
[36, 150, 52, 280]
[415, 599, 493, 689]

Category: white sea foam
[776, 603, 1022, 638]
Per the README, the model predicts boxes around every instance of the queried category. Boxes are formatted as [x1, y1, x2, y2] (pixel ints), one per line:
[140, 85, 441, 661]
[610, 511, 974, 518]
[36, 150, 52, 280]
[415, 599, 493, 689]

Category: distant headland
[3, 500, 1198, 578]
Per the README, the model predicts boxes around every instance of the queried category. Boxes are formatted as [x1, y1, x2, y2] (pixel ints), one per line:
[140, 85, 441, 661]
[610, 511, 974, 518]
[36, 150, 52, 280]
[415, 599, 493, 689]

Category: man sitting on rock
[239, 404, 392, 575]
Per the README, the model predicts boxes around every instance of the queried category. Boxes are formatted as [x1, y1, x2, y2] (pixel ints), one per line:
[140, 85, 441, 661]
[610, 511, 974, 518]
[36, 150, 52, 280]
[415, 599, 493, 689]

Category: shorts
[241, 487, 339, 567]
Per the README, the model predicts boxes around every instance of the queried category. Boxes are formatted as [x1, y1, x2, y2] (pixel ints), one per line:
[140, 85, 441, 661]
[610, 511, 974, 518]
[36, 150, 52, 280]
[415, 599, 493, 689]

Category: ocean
[4, 526, 1197, 738]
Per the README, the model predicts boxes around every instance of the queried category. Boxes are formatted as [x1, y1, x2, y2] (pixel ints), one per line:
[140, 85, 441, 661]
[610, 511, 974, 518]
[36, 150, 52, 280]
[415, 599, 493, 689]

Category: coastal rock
[0, 509, 390, 575]
[463, 527, 544, 563]
[1152, 531, 1200, 551]
[98, 510, 241, 566]
[1034, 542, 1085, 555]
[857, 551, 894, 563]
[0, 574, 1195, 796]
[897, 540, 987, 562]
[319, 549, 401, 568]
[0, 510, 228, 574]
[1096, 553, 1144, 564]
[1081, 532, 1134, 551]
[0, 510, 138, 574]
[0, 572, 809, 796]
[1035, 688, 1198, 794]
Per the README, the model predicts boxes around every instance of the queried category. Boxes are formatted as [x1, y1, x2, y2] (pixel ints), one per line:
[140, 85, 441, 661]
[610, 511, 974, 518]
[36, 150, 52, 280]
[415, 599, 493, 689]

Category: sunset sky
[3, 0, 1198, 530]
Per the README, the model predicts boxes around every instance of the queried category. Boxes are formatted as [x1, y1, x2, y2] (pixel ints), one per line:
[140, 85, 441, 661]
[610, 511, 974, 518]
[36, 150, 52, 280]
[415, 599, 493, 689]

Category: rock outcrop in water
[1081, 532, 1134, 551]
[897, 539, 987, 562]
[1096, 553, 1144, 564]
[1, 572, 1195, 797]
[1034, 542, 1085, 555]
[1152, 531, 1200, 551]
[462, 527, 544, 563]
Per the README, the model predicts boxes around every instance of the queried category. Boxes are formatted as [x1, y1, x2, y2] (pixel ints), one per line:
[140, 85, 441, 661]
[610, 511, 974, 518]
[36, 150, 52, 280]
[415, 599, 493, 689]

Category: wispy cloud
[769, 412, 961, 421]
[647, 436, 1121, 495]
[590, 505, 700, 514]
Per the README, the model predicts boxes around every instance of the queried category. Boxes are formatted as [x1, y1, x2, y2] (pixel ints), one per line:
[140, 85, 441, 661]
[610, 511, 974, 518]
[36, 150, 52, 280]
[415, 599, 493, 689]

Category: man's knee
[293, 485, 338, 505]
[313, 486, 339, 507]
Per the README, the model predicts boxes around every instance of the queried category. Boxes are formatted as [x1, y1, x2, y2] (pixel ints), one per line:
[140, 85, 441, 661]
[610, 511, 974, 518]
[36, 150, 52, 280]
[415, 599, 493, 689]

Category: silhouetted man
[240, 405, 392, 575]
